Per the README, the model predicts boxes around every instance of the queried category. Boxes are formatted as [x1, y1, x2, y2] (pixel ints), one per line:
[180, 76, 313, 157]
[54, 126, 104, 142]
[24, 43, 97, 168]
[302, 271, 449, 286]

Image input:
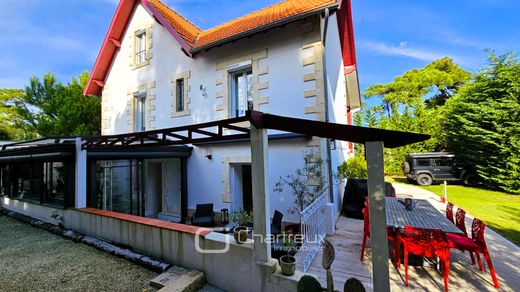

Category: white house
[82, 0, 361, 224]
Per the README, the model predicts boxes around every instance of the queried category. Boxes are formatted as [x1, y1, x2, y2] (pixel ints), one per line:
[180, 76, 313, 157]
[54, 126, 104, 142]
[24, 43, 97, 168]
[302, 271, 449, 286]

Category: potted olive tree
[274, 151, 330, 274]
[274, 151, 329, 221]
[230, 209, 253, 244]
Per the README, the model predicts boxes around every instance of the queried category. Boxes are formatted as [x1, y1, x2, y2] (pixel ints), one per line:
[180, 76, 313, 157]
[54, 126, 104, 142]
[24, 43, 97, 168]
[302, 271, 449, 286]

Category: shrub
[230, 209, 253, 226]
[338, 156, 368, 179]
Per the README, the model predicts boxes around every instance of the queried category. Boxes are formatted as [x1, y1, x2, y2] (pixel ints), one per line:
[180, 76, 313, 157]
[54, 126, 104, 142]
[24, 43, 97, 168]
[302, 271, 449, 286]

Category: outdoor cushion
[192, 203, 215, 227]
[446, 233, 480, 250]
[271, 210, 283, 236]
[192, 216, 214, 227]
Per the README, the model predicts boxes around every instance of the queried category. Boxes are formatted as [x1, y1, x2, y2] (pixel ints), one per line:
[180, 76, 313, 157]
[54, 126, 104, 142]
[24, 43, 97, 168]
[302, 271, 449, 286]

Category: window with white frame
[134, 92, 147, 132]
[230, 68, 253, 117]
[135, 30, 147, 65]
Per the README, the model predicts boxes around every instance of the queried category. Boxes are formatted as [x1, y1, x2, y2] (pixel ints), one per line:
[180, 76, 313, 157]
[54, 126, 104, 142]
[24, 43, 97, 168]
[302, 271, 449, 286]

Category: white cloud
[358, 39, 481, 69]
[359, 40, 446, 62]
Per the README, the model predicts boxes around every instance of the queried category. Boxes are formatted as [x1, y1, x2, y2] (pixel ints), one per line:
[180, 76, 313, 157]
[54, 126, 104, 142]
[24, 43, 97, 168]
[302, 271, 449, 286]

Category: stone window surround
[215, 49, 269, 119]
[301, 18, 325, 122]
[126, 81, 156, 132]
[171, 71, 191, 117]
[101, 86, 110, 135]
[301, 17, 326, 158]
[129, 23, 153, 70]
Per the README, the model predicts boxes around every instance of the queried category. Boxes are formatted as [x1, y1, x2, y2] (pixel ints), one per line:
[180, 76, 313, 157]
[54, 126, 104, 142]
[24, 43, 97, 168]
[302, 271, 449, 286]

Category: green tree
[357, 57, 470, 174]
[0, 89, 35, 140]
[16, 72, 101, 137]
[444, 52, 520, 194]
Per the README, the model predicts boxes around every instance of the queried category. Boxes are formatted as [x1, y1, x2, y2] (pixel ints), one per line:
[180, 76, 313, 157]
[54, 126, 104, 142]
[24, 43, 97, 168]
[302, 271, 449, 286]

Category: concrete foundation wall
[1, 190, 304, 292]
[1, 197, 65, 225]
[62, 209, 297, 292]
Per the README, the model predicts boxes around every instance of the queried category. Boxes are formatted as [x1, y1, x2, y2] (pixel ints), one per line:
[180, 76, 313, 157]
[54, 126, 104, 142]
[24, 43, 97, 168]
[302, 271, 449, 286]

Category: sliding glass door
[94, 160, 144, 216]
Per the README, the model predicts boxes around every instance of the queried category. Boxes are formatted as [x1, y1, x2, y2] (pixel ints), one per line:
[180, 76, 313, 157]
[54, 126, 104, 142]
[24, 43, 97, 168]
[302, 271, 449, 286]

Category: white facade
[100, 4, 352, 222]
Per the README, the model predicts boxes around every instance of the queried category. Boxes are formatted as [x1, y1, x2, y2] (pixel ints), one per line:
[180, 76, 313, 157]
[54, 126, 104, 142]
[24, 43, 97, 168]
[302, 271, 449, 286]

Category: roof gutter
[321, 8, 335, 205]
[190, 3, 338, 54]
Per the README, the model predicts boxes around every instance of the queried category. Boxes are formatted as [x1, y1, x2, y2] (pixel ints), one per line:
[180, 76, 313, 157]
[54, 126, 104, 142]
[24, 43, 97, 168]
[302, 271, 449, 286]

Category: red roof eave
[84, 0, 138, 96]
[337, 0, 357, 69]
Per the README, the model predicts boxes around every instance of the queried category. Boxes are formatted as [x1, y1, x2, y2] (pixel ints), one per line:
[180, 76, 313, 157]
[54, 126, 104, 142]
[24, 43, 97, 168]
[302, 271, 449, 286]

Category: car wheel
[416, 174, 433, 186]
[462, 173, 478, 186]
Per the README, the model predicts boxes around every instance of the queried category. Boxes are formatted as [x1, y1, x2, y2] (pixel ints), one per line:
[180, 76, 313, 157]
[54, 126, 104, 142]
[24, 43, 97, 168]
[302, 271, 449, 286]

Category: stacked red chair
[453, 208, 476, 264]
[360, 197, 396, 262]
[446, 218, 500, 288]
[446, 202, 455, 224]
[397, 226, 451, 292]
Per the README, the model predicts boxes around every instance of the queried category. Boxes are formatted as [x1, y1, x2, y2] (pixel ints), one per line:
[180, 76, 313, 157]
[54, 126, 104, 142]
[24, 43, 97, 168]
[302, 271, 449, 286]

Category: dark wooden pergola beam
[82, 115, 251, 150]
[248, 110, 429, 148]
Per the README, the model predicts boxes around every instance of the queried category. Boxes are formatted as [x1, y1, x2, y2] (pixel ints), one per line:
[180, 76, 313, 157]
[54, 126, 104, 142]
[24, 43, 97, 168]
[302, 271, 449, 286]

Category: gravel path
[0, 215, 158, 292]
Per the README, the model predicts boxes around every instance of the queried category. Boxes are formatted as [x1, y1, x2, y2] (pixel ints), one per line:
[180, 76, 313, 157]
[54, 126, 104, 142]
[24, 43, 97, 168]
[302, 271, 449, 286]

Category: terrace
[300, 184, 520, 291]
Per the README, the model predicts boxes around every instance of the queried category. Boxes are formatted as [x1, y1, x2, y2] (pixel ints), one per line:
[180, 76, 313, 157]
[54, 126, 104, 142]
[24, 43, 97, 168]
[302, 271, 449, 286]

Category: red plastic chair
[360, 197, 396, 262]
[446, 202, 455, 224]
[454, 208, 475, 265]
[446, 218, 500, 288]
[397, 226, 450, 292]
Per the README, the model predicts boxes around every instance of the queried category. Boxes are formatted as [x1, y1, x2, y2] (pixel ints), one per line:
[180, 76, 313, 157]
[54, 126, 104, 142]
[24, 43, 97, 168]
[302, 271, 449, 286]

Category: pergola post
[75, 138, 87, 208]
[365, 141, 390, 292]
[250, 125, 271, 262]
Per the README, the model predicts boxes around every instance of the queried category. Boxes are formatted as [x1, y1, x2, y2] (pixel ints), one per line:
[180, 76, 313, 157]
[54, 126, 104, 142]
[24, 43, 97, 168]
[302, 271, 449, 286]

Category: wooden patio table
[385, 197, 463, 235]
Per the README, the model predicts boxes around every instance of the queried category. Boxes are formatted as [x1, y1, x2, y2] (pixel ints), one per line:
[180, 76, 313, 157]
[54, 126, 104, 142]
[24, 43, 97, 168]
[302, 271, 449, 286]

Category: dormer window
[135, 29, 147, 65]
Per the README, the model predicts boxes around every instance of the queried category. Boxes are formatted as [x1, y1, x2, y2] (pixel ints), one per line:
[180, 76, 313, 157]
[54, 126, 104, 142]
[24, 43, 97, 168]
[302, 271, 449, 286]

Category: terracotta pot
[279, 255, 296, 276]
[233, 226, 249, 244]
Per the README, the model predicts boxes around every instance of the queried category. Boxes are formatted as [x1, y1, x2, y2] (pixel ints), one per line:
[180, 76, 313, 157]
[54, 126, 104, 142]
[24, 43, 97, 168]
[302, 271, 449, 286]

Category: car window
[415, 159, 430, 167]
[433, 159, 453, 167]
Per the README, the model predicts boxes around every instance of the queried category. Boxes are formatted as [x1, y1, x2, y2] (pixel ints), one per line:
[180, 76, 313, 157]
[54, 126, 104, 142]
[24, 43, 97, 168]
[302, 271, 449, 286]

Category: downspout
[321, 8, 335, 204]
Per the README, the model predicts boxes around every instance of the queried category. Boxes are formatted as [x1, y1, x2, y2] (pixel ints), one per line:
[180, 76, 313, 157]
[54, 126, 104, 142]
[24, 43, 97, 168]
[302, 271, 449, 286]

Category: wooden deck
[295, 216, 373, 291]
[295, 213, 516, 292]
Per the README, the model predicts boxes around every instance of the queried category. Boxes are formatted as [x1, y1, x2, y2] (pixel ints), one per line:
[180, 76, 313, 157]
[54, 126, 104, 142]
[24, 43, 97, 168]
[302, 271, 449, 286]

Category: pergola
[82, 110, 429, 291]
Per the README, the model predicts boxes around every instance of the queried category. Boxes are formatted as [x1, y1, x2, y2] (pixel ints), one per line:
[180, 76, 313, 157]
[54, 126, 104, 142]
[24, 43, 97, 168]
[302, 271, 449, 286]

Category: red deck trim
[76, 207, 212, 236]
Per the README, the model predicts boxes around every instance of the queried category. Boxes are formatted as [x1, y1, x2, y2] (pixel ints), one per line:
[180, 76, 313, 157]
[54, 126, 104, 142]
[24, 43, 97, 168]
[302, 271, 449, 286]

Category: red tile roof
[85, 0, 347, 96]
[147, 0, 337, 50]
[147, 0, 201, 46]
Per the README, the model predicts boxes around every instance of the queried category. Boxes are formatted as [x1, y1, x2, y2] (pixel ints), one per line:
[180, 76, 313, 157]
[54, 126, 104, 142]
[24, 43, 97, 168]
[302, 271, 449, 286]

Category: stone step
[150, 266, 205, 292]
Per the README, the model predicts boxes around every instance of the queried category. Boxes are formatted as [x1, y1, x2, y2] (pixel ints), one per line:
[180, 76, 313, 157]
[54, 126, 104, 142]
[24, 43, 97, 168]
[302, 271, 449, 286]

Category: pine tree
[444, 52, 520, 194]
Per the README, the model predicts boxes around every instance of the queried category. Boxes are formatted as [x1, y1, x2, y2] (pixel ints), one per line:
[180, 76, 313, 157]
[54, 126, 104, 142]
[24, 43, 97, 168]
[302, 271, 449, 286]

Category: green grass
[0, 215, 157, 291]
[386, 177, 520, 246]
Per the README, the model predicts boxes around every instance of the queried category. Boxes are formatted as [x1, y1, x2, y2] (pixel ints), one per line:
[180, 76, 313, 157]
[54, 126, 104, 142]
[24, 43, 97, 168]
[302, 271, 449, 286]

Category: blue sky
[1, 0, 519, 97]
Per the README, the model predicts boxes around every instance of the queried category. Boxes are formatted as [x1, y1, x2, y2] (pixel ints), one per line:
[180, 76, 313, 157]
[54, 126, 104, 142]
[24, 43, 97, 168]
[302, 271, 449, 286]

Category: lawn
[386, 177, 520, 246]
[0, 215, 158, 291]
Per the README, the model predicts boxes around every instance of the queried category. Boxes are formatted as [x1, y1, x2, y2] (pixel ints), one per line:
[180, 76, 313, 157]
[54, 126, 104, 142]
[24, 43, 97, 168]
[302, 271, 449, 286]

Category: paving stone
[150, 266, 205, 292]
